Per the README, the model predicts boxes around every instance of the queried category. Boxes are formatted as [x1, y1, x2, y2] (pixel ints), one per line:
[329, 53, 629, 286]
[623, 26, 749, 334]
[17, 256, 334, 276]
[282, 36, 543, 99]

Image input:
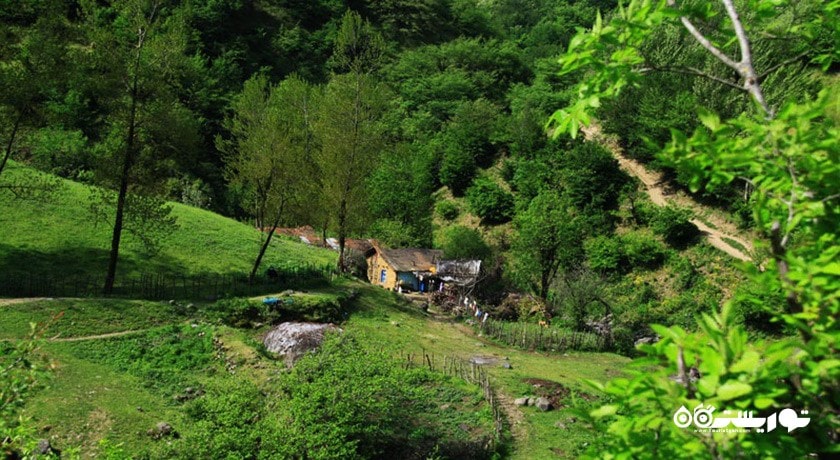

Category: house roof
[266, 226, 372, 254]
[372, 247, 443, 272]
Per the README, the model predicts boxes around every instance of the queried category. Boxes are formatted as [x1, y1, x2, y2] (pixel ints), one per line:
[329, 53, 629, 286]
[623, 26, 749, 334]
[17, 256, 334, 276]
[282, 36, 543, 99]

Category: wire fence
[480, 318, 611, 353]
[0, 263, 337, 300]
[402, 351, 505, 453]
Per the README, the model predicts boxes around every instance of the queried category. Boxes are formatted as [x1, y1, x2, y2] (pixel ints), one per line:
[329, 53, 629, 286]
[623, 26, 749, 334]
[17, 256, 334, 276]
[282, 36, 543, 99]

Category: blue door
[380, 269, 387, 283]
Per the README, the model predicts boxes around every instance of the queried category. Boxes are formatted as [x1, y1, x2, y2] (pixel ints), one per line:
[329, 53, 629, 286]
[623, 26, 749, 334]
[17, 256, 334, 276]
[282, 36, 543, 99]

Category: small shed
[366, 243, 443, 292]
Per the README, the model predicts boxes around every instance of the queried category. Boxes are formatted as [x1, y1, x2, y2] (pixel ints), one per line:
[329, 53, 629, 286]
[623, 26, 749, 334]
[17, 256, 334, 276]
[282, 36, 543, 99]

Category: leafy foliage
[465, 177, 514, 224]
[437, 225, 492, 262]
[551, 0, 840, 457]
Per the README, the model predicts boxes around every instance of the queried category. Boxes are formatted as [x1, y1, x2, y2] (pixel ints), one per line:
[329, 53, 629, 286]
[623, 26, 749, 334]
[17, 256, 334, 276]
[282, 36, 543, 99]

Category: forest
[1, 0, 838, 458]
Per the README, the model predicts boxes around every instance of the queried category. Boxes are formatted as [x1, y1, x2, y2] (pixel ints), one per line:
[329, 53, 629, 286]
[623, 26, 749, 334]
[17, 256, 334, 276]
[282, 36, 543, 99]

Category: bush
[620, 231, 668, 269]
[650, 205, 700, 248]
[465, 177, 514, 224]
[584, 235, 623, 272]
[435, 200, 460, 220]
[439, 146, 476, 196]
[263, 333, 494, 459]
[175, 378, 265, 459]
[437, 225, 491, 261]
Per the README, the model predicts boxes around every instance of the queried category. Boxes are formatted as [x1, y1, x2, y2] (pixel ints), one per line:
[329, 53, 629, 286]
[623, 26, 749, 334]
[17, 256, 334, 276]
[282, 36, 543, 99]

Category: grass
[722, 236, 749, 255]
[0, 161, 336, 283]
[0, 298, 187, 339]
[340, 282, 630, 459]
[6, 286, 629, 458]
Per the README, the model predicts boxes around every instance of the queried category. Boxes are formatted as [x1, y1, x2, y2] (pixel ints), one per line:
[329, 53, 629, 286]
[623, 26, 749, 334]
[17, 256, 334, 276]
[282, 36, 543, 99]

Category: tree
[0, 1, 70, 191]
[314, 11, 387, 271]
[80, 0, 201, 294]
[220, 74, 315, 282]
[512, 190, 585, 301]
[550, 0, 839, 457]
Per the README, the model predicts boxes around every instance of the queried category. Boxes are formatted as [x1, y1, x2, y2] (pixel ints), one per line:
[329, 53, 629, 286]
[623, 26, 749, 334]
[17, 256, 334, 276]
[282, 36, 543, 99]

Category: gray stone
[634, 336, 658, 347]
[36, 439, 54, 455]
[536, 397, 552, 411]
[502, 362, 512, 369]
[263, 322, 341, 367]
[554, 421, 567, 429]
[156, 422, 173, 436]
[514, 397, 529, 406]
[527, 397, 535, 406]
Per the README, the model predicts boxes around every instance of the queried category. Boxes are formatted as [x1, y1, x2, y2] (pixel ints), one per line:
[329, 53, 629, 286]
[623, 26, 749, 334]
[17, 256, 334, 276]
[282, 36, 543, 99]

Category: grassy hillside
[1, 283, 629, 458]
[0, 162, 335, 281]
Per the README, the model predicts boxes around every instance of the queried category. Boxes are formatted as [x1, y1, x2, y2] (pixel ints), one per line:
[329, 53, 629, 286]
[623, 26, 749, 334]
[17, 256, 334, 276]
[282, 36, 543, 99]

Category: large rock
[535, 397, 552, 411]
[514, 397, 529, 406]
[263, 322, 340, 366]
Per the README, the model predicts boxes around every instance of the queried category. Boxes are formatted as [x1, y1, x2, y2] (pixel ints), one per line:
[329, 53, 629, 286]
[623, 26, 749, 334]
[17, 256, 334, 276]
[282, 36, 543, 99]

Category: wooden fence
[0, 263, 337, 300]
[402, 351, 505, 453]
[480, 318, 611, 353]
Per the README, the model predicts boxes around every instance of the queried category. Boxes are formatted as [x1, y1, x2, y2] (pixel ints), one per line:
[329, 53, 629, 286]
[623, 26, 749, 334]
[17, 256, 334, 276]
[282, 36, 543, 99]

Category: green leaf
[698, 108, 720, 131]
[753, 397, 775, 409]
[730, 350, 760, 374]
[717, 382, 752, 401]
[591, 404, 618, 418]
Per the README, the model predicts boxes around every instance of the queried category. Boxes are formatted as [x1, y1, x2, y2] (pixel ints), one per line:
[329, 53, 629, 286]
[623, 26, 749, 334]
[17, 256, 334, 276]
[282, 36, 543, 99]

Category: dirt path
[49, 329, 148, 342]
[0, 297, 53, 306]
[583, 124, 754, 262]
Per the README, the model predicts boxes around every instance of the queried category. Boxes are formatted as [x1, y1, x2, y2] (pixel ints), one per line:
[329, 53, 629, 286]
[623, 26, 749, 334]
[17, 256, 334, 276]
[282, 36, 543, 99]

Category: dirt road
[583, 124, 754, 262]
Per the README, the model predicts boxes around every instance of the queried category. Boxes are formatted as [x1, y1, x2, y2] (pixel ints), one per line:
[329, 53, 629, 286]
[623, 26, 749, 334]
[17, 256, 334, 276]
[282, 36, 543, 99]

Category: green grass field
[0, 161, 336, 282]
[1, 163, 629, 458]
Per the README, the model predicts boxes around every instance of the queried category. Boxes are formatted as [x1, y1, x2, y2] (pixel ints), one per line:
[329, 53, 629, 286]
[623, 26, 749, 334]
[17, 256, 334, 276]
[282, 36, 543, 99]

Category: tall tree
[220, 74, 315, 282]
[0, 1, 70, 181]
[315, 10, 387, 270]
[81, 0, 200, 293]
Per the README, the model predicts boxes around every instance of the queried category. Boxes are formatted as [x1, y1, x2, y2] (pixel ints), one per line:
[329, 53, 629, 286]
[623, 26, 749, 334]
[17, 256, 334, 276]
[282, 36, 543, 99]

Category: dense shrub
[264, 333, 494, 459]
[439, 145, 476, 196]
[178, 379, 265, 459]
[465, 177, 514, 224]
[437, 225, 491, 261]
[650, 205, 700, 248]
[584, 235, 623, 273]
[208, 293, 352, 327]
[620, 231, 668, 269]
[435, 200, 460, 220]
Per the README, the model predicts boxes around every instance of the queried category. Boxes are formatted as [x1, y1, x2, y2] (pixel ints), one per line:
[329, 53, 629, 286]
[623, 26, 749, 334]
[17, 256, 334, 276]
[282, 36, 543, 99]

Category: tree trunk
[539, 269, 550, 301]
[337, 197, 347, 271]
[0, 112, 23, 179]
[103, 31, 145, 295]
[250, 217, 281, 283]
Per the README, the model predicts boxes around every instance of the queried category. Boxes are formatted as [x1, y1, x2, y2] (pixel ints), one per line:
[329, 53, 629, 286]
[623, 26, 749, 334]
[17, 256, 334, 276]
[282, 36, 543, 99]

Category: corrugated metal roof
[374, 247, 443, 272]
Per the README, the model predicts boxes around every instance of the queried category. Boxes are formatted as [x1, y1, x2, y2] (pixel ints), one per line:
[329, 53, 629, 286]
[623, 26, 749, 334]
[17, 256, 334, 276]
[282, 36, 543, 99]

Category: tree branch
[639, 65, 743, 91]
[666, 1, 739, 69]
[757, 52, 810, 81]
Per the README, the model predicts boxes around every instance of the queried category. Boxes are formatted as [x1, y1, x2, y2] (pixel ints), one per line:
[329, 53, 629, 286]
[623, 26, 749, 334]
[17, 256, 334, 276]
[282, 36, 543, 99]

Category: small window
[380, 269, 387, 283]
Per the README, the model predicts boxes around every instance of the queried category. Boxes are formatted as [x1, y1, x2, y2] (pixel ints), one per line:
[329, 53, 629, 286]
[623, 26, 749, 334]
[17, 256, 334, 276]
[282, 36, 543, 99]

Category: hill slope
[0, 162, 336, 281]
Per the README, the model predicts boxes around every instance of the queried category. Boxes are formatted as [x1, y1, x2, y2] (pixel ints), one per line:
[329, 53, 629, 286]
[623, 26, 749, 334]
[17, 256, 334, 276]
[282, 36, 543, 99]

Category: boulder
[263, 322, 340, 367]
[514, 397, 529, 406]
[36, 439, 58, 456]
[535, 397, 552, 411]
[502, 361, 512, 369]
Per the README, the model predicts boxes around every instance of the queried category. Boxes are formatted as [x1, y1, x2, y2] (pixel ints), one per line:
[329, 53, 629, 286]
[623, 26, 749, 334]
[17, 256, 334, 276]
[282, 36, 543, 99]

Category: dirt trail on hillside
[50, 329, 147, 342]
[582, 124, 754, 262]
[0, 297, 52, 306]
